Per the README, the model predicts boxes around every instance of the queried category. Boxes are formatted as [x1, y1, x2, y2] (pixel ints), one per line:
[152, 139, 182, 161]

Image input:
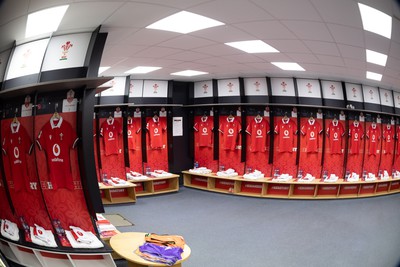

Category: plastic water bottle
[145, 166, 151, 176]
[274, 169, 279, 179]
[298, 170, 303, 179]
[322, 170, 328, 180]
[194, 161, 199, 169]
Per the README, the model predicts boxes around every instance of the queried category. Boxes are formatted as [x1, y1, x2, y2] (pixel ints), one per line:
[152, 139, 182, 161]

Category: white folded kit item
[365, 173, 376, 181]
[1, 219, 19, 241]
[243, 170, 264, 179]
[272, 174, 292, 182]
[30, 225, 57, 247]
[126, 171, 148, 180]
[150, 170, 172, 177]
[380, 170, 390, 180]
[189, 167, 212, 174]
[347, 172, 359, 182]
[66, 226, 103, 249]
[216, 168, 238, 177]
[109, 177, 127, 186]
[298, 173, 315, 182]
[324, 174, 338, 182]
[394, 171, 400, 178]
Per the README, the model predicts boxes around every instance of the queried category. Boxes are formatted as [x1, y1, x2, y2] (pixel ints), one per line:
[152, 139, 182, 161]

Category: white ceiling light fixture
[171, 70, 209, 77]
[366, 71, 382, 81]
[146, 11, 224, 34]
[25, 5, 69, 38]
[98, 66, 110, 75]
[125, 66, 162, 74]
[271, 62, 305, 71]
[225, 40, 279, 53]
[358, 3, 392, 39]
[366, 49, 388, 66]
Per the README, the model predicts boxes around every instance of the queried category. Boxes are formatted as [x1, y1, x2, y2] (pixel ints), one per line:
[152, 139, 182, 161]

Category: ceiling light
[98, 66, 110, 75]
[171, 70, 209, 77]
[358, 3, 392, 39]
[366, 71, 382, 81]
[146, 11, 224, 34]
[125, 66, 162, 74]
[25, 5, 69, 38]
[225, 40, 279, 53]
[271, 62, 305, 71]
[366, 49, 387, 66]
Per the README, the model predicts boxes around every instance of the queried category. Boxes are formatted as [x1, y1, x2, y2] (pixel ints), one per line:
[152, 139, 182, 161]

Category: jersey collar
[282, 117, 289, 124]
[255, 117, 262, 123]
[201, 116, 208, 123]
[127, 118, 133, 125]
[308, 118, 315, 125]
[107, 117, 114, 125]
[50, 116, 63, 129]
[332, 120, 338, 126]
[11, 121, 20, 133]
[353, 121, 359, 127]
[227, 116, 235, 123]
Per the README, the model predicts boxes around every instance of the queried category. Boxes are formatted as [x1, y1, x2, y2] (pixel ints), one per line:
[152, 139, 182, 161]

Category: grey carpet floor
[107, 187, 400, 267]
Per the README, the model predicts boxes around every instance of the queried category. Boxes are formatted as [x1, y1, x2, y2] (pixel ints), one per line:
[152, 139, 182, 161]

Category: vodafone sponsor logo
[202, 128, 208, 134]
[256, 129, 262, 136]
[51, 144, 64, 162]
[13, 147, 22, 164]
[128, 130, 132, 136]
[228, 128, 234, 136]
[108, 131, 115, 140]
[153, 127, 160, 136]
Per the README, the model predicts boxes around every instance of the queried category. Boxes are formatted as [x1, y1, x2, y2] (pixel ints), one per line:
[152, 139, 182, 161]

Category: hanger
[228, 111, 234, 118]
[309, 113, 314, 121]
[333, 115, 338, 122]
[283, 112, 288, 120]
[52, 103, 60, 120]
[202, 111, 208, 118]
[256, 111, 262, 119]
[12, 108, 18, 124]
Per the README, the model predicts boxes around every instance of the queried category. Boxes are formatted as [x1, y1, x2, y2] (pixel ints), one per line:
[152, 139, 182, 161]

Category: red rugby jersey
[100, 118, 122, 156]
[219, 116, 241, 150]
[146, 117, 167, 149]
[2, 121, 32, 191]
[300, 119, 322, 153]
[366, 123, 381, 156]
[36, 117, 78, 190]
[348, 121, 363, 155]
[194, 116, 213, 147]
[326, 120, 345, 154]
[245, 117, 270, 153]
[274, 117, 297, 153]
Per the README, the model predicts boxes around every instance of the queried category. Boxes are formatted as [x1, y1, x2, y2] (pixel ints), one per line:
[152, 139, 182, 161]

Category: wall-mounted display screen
[321, 80, 344, 100]
[243, 77, 268, 96]
[100, 77, 126, 96]
[41, 32, 91, 71]
[129, 79, 144, 98]
[270, 77, 295, 97]
[217, 78, 240, 97]
[194, 80, 213, 98]
[345, 82, 363, 102]
[297, 78, 321, 98]
[143, 80, 168, 98]
[5, 38, 49, 80]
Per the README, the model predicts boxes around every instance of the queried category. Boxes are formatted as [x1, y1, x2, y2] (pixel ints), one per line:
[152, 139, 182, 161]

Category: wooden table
[110, 232, 191, 267]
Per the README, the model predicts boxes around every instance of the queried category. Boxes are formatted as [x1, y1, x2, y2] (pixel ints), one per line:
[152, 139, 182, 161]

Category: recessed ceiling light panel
[225, 40, 279, 53]
[171, 70, 208, 76]
[366, 71, 382, 81]
[26, 5, 69, 38]
[98, 66, 110, 75]
[358, 3, 392, 39]
[146, 11, 224, 34]
[366, 49, 387, 66]
[271, 62, 305, 71]
[125, 66, 162, 74]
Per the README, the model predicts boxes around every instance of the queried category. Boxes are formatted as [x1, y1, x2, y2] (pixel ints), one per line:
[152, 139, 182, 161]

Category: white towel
[1, 219, 19, 241]
[65, 230, 103, 249]
[30, 226, 57, 247]
[70, 226, 94, 244]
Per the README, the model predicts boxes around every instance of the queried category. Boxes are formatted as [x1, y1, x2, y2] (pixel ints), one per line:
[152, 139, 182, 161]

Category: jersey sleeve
[193, 122, 198, 132]
[274, 123, 279, 134]
[245, 122, 251, 135]
[218, 122, 224, 134]
[2, 130, 8, 155]
[266, 121, 270, 134]
[300, 125, 306, 136]
[36, 124, 47, 151]
[317, 122, 323, 134]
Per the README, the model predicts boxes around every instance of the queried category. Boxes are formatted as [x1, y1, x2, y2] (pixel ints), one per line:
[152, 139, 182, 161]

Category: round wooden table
[109, 232, 191, 267]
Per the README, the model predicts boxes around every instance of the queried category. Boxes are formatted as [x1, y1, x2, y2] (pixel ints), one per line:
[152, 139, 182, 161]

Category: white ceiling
[1, 0, 400, 91]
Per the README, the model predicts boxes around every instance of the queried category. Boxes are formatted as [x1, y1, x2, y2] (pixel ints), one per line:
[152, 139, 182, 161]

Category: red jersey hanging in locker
[100, 117, 122, 156]
[349, 120, 363, 154]
[193, 115, 213, 147]
[326, 119, 345, 154]
[2, 120, 33, 191]
[274, 116, 297, 153]
[382, 124, 394, 154]
[219, 116, 241, 150]
[366, 122, 381, 156]
[36, 116, 78, 190]
[127, 117, 140, 150]
[300, 117, 322, 153]
[146, 115, 167, 149]
[245, 116, 270, 152]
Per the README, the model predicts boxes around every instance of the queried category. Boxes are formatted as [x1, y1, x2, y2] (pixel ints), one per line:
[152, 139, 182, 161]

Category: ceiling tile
[309, 0, 361, 27]
[252, 0, 321, 21]
[316, 55, 345, 67]
[286, 53, 320, 64]
[327, 23, 364, 47]
[159, 35, 217, 50]
[124, 29, 179, 46]
[364, 32, 391, 54]
[234, 21, 298, 40]
[267, 40, 310, 54]
[282, 21, 333, 42]
[304, 40, 340, 56]
[337, 44, 365, 60]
